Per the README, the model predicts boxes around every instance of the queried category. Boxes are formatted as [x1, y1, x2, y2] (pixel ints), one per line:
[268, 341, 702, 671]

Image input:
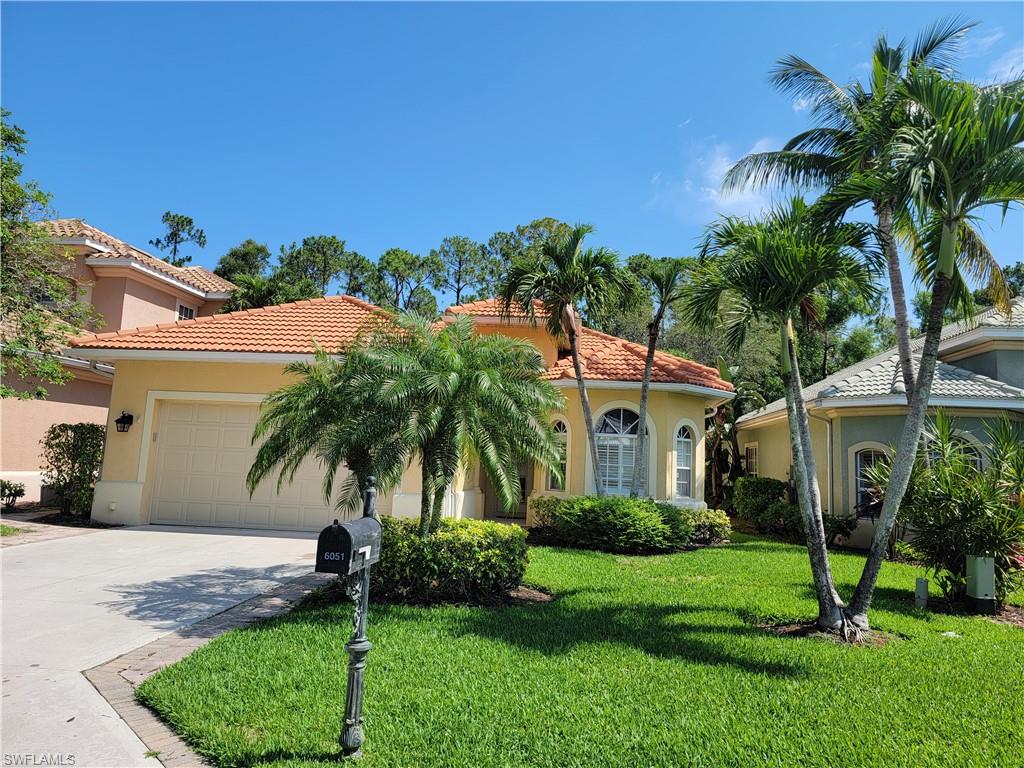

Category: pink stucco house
[0, 220, 236, 502]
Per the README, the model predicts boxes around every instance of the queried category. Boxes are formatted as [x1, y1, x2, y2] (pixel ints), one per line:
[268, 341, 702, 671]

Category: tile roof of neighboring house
[45, 219, 237, 295]
[444, 298, 547, 318]
[69, 294, 734, 392]
[69, 295, 385, 353]
[738, 296, 1024, 424]
[541, 326, 733, 392]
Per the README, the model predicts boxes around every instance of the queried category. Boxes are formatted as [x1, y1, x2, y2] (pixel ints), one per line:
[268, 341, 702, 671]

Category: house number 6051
[324, 551, 342, 561]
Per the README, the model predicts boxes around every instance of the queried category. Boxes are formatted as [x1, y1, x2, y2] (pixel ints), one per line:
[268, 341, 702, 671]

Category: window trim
[846, 441, 891, 516]
[547, 418, 569, 492]
[672, 417, 701, 501]
[585, 402, 657, 497]
[177, 303, 196, 321]
[743, 442, 759, 478]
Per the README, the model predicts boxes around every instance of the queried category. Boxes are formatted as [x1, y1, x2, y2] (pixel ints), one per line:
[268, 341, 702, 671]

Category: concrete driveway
[2, 525, 316, 768]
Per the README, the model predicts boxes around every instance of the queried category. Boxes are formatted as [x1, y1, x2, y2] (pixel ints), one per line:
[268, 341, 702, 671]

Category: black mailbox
[315, 517, 382, 575]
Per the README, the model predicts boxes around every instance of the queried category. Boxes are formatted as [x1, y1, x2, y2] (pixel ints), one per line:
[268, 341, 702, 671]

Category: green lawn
[0, 524, 24, 536]
[138, 534, 1024, 768]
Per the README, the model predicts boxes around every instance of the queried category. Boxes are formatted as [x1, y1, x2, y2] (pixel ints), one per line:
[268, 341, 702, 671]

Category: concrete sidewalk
[1, 526, 317, 768]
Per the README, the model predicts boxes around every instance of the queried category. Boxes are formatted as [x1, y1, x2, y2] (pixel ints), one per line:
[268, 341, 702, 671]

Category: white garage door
[150, 401, 344, 531]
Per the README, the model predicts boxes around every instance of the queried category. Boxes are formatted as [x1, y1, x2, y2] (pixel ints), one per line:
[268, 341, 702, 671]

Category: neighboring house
[67, 296, 734, 530]
[0, 220, 235, 501]
[736, 297, 1024, 547]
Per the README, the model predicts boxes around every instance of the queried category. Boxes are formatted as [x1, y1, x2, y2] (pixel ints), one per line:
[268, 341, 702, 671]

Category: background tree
[1, 110, 96, 399]
[213, 239, 271, 280]
[724, 17, 975, 400]
[149, 211, 206, 267]
[277, 235, 350, 295]
[485, 217, 572, 282]
[338, 251, 376, 299]
[222, 272, 319, 312]
[430, 235, 492, 304]
[499, 224, 631, 497]
[371, 248, 443, 315]
[630, 258, 689, 497]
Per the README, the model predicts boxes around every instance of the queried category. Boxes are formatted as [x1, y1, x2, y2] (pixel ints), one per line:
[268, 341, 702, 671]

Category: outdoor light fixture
[114, 411, 134, 433]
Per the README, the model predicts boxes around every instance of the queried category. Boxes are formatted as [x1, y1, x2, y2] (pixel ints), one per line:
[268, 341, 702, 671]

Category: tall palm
[247, 346, 413, 515]
[723, 17, 976, 399]
[683, 197, 880, 632]
[844, 70, 1024, 626]
[706, 360, 765, 508]
[499, 224, 633, 496]
[362, 313, 566, 536]
[630, 258, 689, 497]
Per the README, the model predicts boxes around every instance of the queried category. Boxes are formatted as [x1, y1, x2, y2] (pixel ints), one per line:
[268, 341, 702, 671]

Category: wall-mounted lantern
[114, 411, 134, 433]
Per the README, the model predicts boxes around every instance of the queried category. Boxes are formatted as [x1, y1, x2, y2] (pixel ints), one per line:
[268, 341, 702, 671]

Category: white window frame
[593, 406, 648, 497]
[854, 447, 886, 510]
[547, 419, 569, 492]
[177, 303, 196, 321]
[674, 425, 694, 499]
[744, 442, 759, 477]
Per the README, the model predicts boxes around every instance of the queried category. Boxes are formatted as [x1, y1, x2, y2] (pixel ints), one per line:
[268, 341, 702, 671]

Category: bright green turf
[137, 534, 1024, 768]
[0, 524, 23, 536]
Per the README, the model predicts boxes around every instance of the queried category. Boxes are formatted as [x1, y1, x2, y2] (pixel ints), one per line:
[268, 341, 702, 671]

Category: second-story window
[177, 304, 196, 321]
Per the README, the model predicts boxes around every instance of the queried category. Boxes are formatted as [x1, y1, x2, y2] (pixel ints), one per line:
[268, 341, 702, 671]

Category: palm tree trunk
[567, 323, 603, 497]
[418, 459, 434, 538]
[781, 321, 844, 629]
[429, 481, 446, 533]
[631, 313, 662, 497]
[846, 268, 954, 627]
[876, 200, 915, 401]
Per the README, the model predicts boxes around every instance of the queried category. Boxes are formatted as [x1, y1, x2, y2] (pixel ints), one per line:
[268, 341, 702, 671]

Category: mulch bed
[757, 620, 904, 647]
[29, 511, 120, 529]
[925, 596, 1024, 629]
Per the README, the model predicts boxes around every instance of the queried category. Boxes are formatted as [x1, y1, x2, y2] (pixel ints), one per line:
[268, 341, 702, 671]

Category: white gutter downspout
[808, 411, 833, 515]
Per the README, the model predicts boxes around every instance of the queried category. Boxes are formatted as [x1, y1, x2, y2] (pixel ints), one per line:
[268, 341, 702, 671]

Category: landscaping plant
[1, 479, 25, 510]
[39, 423, 105, 516]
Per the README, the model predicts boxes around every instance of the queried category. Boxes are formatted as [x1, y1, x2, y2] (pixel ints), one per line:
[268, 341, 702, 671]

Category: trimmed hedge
[531, 495, 730, 554]
[739, 485, 856, 547]
[733, 476, 789, 523]
[370, 517, 528, 605]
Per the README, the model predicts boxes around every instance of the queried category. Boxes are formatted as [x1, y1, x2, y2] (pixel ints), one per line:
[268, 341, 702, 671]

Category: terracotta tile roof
[45, 219, 236, 295]
[445, 298, 548, 318]
[69, 295, 386, 353]
[542, 326, 733, 392]
[69, 292, 733, 392]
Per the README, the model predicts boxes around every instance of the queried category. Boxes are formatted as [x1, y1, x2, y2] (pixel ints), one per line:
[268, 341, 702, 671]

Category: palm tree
[630, 258, 689, 497]
[362, 313, 566, 537]
[723, 18, 976, 399]
[499, 224, 633, 496]
[247, 346, 413, 515]
[844, 70, 1024, 627]
[705, 359, 765, 509]
[683, 197, 880, 632]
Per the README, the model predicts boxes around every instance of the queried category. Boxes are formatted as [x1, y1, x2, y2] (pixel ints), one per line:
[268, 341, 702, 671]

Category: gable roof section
[46, 219, 236, 296]
[70, 295, 385, 354]
[69, 294, 734, 392]
[445, 297, 547, 319]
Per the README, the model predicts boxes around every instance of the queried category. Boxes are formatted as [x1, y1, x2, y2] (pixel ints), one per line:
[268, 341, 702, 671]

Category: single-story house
[0, 220, 235, 501]
[736, 297, 1024, 547]
[68, 296, 734, 529]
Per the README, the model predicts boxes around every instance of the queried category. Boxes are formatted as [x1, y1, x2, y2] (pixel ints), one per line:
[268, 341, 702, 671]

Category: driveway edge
[83, 571, 336, 768]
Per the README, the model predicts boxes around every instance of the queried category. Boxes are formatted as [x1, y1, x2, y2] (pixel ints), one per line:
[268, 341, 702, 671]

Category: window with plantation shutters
[675, 426, 693, 498]
[595, 408, 646, 496]
[548, 419, 568, 491]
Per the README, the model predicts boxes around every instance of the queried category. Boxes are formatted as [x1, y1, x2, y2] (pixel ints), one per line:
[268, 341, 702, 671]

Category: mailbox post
[314, 478, 382, 759]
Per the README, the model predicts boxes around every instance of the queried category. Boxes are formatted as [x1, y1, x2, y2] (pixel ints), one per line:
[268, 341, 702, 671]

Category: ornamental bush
[733, 476, 788, 524]
[684, 506, 732, 545]
[531, 495, 694, 554]
[1, 479, 25, 510]
[40, 422, 105, 516]
[371, 517, 528, 605]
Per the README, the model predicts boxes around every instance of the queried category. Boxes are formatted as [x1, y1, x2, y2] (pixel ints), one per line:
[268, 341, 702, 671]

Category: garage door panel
[150, 401, 343, 531]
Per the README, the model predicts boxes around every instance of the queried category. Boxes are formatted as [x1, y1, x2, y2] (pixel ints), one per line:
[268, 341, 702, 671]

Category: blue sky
[3, 2, 1022, 302]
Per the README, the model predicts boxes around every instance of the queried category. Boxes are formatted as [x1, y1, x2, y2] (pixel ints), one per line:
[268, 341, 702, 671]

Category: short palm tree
[723, 18, 976, 399]
[247, 346, 413, 514]
[844, 70, 1024, 626]
[499, 224, 633, 496]
[361, 313, 566, 537]
[683, 197, 880, 633]
[631, 258, 689, 497]
[705, 359, 765, 508]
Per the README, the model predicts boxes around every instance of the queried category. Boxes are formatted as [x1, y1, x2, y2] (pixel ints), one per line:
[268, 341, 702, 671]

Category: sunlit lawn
[138, 534, 1024, 768]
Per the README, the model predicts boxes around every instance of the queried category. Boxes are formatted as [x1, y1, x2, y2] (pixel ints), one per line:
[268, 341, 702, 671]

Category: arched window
[855, 448, 886, 511]
[595, 408, 646, 496]
[548, 419, 568, 491]
[675, 426, 694, 498]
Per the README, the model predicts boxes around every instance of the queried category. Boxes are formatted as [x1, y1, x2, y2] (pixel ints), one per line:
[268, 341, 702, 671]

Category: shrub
[823, 513, 858, 546]
[733, 476, 788, 524]
[531, 495, 692, 554]
[683, 506, 731, 545]
[1, 480, 26, 510]
[371, 516, 528, 604]
[760, 500, 804, 540]
[39, 423, 105, 516]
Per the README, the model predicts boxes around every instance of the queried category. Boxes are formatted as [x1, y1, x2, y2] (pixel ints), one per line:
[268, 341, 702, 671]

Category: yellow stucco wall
[736, 415, 833, 513]
[96, 355, 719, 526]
